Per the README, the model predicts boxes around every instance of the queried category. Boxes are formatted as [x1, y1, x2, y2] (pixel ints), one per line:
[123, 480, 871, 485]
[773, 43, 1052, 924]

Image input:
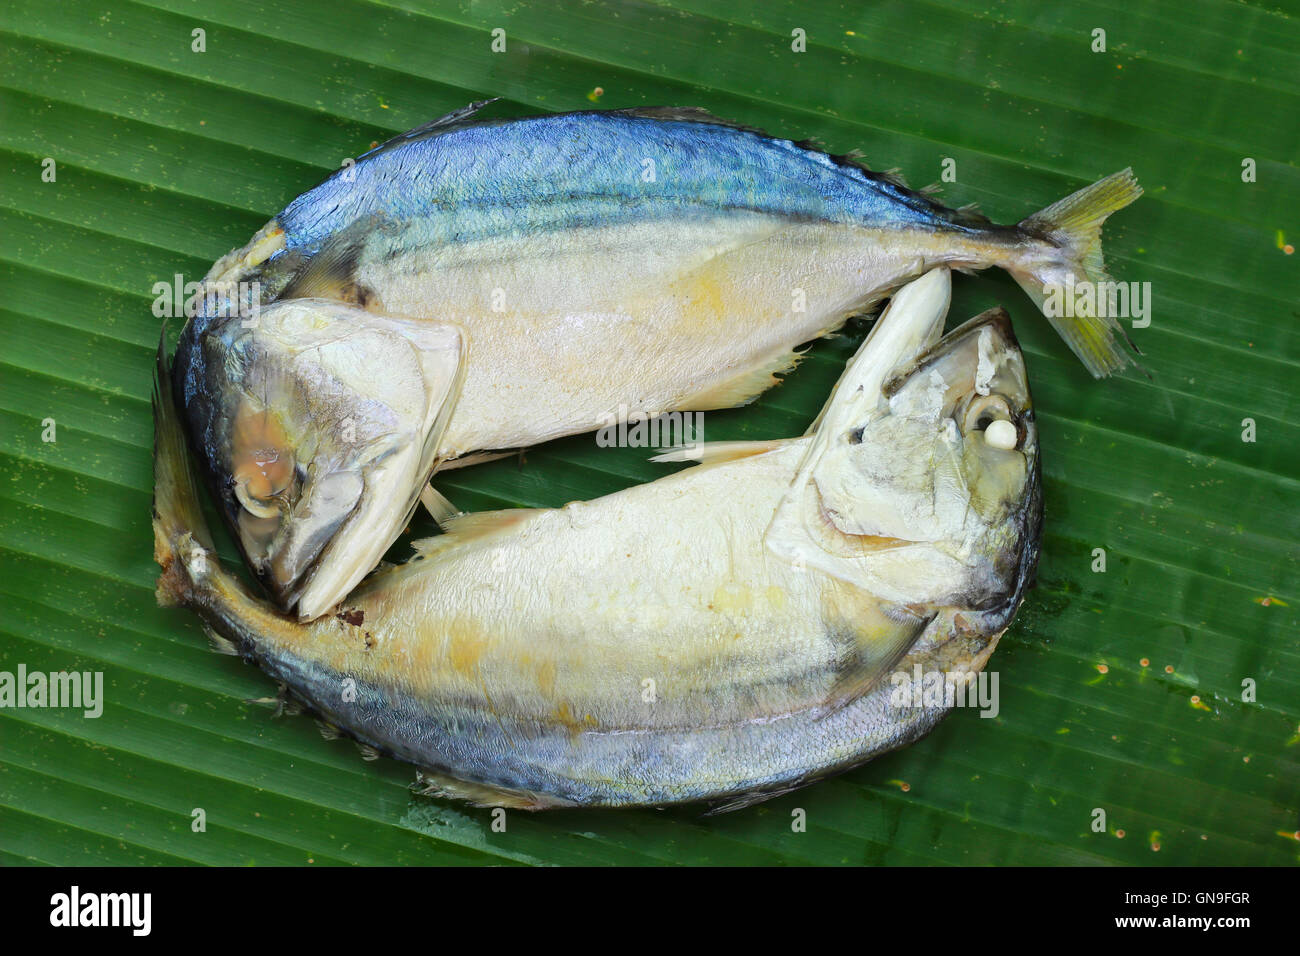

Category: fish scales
[279, 112, 960, 250]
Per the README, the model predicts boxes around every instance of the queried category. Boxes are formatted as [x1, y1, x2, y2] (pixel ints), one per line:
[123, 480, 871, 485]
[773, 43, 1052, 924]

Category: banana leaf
[0, 0, 1296, 865]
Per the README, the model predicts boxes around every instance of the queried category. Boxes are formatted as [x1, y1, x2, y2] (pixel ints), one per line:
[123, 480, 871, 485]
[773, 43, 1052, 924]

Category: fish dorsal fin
[609, 106, 771, 136]
[611, 108, 897, 183]
[358, 98, 503, 161]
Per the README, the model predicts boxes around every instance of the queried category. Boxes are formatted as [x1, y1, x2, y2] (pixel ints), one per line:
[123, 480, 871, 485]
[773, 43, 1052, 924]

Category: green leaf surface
[1, 0, 1297, 865]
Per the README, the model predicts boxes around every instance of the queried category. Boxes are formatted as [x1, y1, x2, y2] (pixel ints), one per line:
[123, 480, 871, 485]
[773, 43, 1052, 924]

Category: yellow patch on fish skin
[765, 585, 788, 611]
[847, 532, 911, 553]
[552, 700, 585, 735]
[710, 582, 753, 615]
[678, 268, 727, 321]
[447, 625, 489, 675]
[536, 658, 557, 698]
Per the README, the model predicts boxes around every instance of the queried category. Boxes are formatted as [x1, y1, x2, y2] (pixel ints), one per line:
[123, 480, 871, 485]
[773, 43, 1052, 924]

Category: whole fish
[176, 104, 1129, 619]
[153, 270, 1043, 810]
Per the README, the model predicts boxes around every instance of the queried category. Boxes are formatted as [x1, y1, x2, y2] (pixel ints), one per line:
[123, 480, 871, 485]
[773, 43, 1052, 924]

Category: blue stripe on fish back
[278, 112, 962, 254]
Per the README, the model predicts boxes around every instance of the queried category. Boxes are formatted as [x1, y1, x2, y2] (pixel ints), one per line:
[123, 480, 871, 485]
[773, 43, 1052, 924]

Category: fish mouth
[270, 461, 429, 621]
[882, 306, 1025, 400]
[261, 469, 366, 612]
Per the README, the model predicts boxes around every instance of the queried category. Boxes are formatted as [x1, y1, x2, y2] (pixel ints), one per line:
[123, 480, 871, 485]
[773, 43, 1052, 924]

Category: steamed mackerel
[188, 107, 1141, 459]
[154, 271, 1044, 810]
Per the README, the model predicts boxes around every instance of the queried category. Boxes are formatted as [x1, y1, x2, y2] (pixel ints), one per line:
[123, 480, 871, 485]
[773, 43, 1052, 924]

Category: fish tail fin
[1008, 168, 1143, 378]
[151, 327, 215, 609]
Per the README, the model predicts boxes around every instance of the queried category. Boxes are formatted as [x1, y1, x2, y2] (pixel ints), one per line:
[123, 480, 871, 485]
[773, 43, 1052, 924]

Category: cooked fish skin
[154, 270, 1043, 810]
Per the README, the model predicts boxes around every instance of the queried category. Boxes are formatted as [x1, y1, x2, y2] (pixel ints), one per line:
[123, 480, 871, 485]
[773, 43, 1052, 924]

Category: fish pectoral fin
[280, 212, 392, 303]
[812, 614, 933, 721]
[650, 439, 789, 466]
[203, 218, 288, 285]
[414, 769, 577, 811]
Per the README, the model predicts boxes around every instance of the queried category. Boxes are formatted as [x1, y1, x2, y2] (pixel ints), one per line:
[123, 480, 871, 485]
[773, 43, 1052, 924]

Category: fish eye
[233, 447, 297, 517]
[983, 418, 1018, 450]
[230, 403, 299, 519]
[963, 394, 1021, 450]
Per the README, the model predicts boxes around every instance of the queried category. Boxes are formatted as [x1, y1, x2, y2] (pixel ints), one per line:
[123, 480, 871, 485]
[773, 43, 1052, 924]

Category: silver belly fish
[153, 270, 1043, 810]
[174, 104, 1125, 619]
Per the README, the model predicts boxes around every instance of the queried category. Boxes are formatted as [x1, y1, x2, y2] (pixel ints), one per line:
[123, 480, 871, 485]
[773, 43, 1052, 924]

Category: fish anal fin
[414, 769, 576, 811]
[410, 508, 544, 558]
[686, 349, 804, 411]
[437, 449, 518, 471]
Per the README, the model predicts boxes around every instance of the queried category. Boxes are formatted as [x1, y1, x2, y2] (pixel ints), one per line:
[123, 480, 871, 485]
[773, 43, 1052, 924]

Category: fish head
[878, 306, 1039, 553]
[771, 269, 1041, 625]
[173, 298, 464, 621]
